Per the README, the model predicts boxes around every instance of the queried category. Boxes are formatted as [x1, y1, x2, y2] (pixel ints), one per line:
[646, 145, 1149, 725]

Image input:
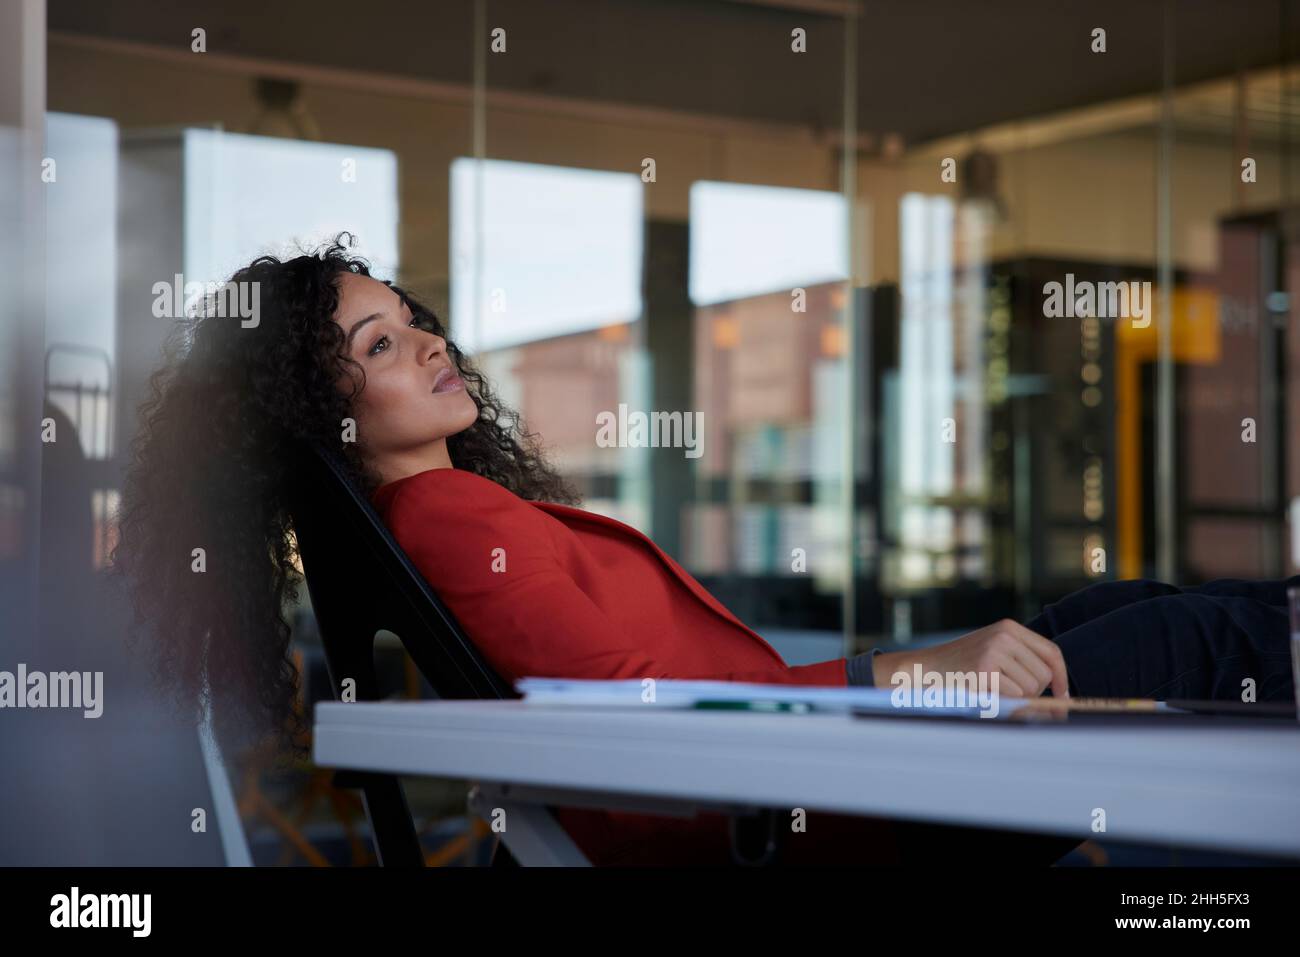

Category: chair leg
[729, 808, 781, 866]
[490, 835, 519, 867]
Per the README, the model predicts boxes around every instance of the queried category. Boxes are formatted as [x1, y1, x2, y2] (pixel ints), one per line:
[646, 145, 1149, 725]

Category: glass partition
[34, 0, 1300, 866]
[469, 9, 861, 666]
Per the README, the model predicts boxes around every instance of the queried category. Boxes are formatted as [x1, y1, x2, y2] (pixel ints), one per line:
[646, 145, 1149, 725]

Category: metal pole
[1155, 0, 1176, 582]
[840, 6, 860, 655]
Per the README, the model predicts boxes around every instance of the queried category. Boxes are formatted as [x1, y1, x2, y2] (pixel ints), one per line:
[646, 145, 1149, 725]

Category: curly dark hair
[108, 232, 580, 759]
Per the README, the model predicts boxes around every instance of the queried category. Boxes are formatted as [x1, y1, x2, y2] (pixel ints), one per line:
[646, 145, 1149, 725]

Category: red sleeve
[384, 483, 849, 688]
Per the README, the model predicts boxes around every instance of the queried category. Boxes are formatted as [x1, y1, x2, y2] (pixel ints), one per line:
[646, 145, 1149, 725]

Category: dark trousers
[1028, 576, 1299, 703]
[624, 578, 1300, 865]
[868, 576, 1299, 867]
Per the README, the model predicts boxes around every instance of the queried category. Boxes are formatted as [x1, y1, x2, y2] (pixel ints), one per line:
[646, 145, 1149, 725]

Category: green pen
[693, 699, 815, 714]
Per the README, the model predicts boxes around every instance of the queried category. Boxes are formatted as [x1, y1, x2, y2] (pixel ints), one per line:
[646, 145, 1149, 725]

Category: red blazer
[371, 466, 851, 688]
[370, 466, 856, 865]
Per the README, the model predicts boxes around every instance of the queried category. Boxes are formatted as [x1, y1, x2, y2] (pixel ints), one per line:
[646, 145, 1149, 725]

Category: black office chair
[286, 439, 521, 867]
[288, 440, 780, 867]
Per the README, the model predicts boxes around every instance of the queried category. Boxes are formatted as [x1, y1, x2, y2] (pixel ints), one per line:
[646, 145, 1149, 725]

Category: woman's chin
[445, 398, 480, 432]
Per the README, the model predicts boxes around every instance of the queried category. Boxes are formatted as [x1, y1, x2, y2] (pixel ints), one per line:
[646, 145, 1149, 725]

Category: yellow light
[712, 317, 739, 349]
[820, 324, 845, 357]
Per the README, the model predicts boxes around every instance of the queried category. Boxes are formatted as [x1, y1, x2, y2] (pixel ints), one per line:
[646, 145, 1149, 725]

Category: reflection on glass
[687, 181, 850, 584]
[183, 129, 399, 285]
[688, 181, 847, 305]
[449, 158, 643, 353]
[45, 113, 116, 462]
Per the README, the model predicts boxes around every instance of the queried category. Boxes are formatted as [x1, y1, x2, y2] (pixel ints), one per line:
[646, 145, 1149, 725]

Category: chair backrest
[286, 440, 518, 866]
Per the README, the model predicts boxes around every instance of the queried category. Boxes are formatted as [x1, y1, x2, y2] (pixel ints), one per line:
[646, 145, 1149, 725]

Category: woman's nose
[419, 334, 445, 364]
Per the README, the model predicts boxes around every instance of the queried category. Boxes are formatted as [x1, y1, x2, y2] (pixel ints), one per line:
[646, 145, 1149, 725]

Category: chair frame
[288, 441, 778, 867]
[287, 440, 519, 867]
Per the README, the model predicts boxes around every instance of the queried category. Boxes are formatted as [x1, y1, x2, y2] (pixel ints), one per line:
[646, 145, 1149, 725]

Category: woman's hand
[872, 619, 1071, 699]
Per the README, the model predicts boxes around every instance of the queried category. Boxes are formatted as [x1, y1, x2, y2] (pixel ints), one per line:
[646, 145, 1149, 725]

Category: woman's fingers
[992, 653, 1039, 698]
[1003, 621, 1071, 698]
[1003, 639, 1054, 695]
[924, 618, 1073, 701]
[996, 675, 1028, 698]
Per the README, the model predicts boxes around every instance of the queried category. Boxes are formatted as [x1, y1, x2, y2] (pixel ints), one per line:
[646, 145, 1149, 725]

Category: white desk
[313, 700, 1300, 865]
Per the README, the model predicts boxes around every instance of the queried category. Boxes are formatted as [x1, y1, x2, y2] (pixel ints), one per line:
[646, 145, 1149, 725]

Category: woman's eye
[368, 316, 425, 356]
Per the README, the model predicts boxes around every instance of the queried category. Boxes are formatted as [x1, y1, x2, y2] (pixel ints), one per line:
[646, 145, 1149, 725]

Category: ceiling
[48, 0, 1300, 146]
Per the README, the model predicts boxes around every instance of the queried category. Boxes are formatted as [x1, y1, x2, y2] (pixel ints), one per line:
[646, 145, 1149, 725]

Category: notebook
[514, 677, 1298, 724]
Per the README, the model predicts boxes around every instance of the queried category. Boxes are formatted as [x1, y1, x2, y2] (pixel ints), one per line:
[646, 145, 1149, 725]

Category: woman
[111, 234, 1296, 867]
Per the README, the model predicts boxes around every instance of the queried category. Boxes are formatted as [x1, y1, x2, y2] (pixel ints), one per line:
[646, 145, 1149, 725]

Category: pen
[1015, 696, 1162, 714]
[693, 699, 815, 713]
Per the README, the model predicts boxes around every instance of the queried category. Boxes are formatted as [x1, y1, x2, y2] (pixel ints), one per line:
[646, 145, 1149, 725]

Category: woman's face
[332, 272, 478, 479]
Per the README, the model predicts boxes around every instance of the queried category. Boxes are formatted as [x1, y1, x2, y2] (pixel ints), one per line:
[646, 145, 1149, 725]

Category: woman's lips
[433, 373, 464, 394]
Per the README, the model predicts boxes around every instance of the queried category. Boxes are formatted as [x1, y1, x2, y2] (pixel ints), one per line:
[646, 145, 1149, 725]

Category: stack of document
[513, 678, 1274, 724]
[515, 677, 1027, 719]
